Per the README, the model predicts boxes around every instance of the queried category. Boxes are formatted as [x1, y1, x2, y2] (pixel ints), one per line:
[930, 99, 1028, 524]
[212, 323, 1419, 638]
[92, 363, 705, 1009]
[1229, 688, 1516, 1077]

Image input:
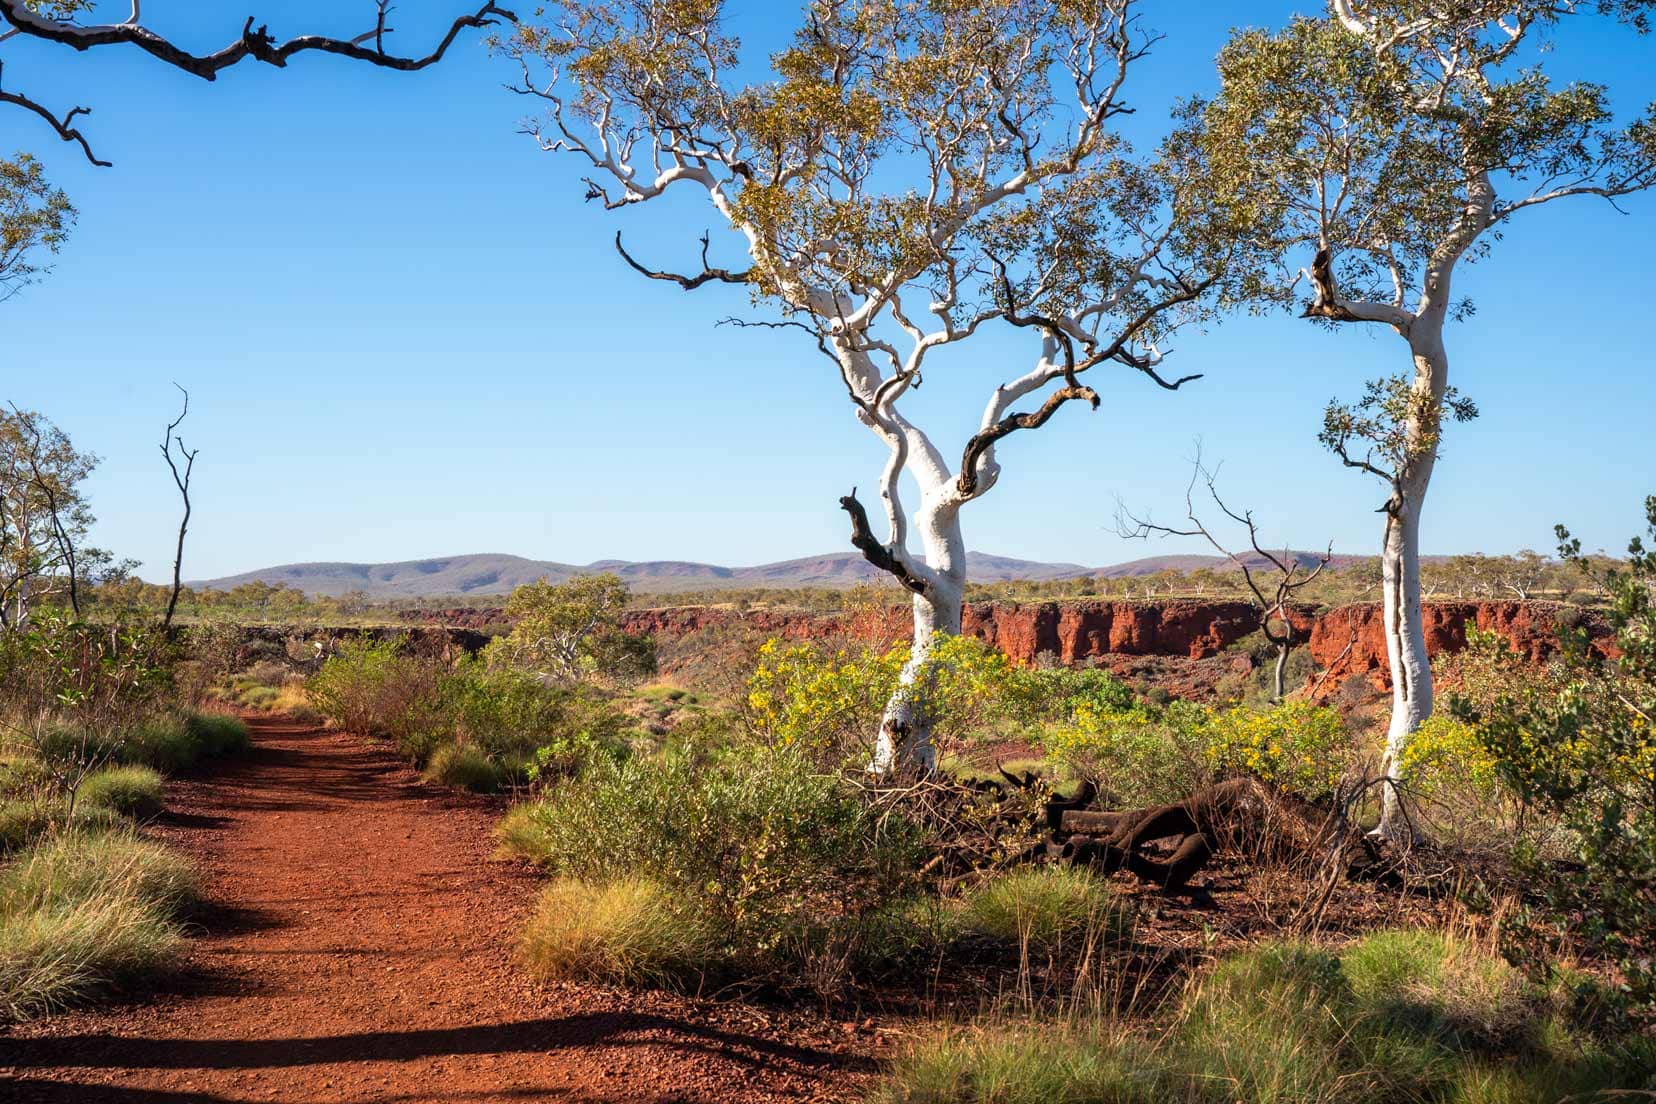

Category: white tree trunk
[1374, 332, 1447, 841]
[869, 496, 965, 775]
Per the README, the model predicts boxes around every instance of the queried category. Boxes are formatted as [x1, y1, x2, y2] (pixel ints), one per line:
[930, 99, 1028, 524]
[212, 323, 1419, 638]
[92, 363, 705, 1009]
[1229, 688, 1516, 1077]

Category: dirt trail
[0, 715, 868, 1103]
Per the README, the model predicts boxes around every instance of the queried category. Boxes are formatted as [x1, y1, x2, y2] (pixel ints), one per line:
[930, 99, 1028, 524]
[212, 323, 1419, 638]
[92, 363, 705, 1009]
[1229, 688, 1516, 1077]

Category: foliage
[0, 797, 119, 854]
[1037, 699, 1211, 807]
[421, 743, 504, 794]
[500, 744, 923, 988]
[746, 634, 1028, 767]
[520, 876, 717, 986]
[877, 927, 1656, 1103]
[1463, 497, 1656, 1001]
[0, 830, 195, 1021]
[76, 766, 165, 820]
[959, 867, 1129, 949]
[487, 574, 654, 685]
[1202, 702, 1347, 801]
[1040, 699, 1348, 805]
[0, 613, 173, 732]
[306, 637, 444, 755]
[0, 153, 75, 302]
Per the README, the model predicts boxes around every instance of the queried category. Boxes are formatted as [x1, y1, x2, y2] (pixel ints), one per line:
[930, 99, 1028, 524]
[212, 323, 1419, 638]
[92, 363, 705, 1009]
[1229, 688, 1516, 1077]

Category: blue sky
[1, 1, 1652, 582]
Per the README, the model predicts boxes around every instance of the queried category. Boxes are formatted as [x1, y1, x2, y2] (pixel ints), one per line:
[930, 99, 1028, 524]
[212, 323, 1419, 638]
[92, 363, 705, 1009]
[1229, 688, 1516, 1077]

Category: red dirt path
[0, 715, 874, 1103]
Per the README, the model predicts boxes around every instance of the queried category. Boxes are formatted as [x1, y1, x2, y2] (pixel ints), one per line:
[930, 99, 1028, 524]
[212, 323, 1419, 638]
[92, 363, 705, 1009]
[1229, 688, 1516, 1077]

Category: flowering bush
[1202, 702, 1348, 801]
[744, 633, 1024, 766]
[1396, 714, 1501, 800]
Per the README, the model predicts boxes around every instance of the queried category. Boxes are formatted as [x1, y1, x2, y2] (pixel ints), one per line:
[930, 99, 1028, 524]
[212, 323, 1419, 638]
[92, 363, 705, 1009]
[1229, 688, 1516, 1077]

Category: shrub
[184, 712, 248, 758]
[1176, 941, 1376, 1104]
[1341, 930, 1533, 1049]
[0, 892, 182, 1021]
[745, 634, 1025, 768]
[122, 716, 199, 772]
[874, 1023, 1167, 1104]
[308, 637, 446, 757]
[1, 831, 202, 920]
[520, 876, 715, 985]
[0, 798, 120, 854]
[1037, 701, 1211, 807]
[421, 743, 502, 793]
[960, 867, 1129, 949]
[77, 766, 165, 820]
[502, 744, 923, 986]
[1201, 702, 1348, 801]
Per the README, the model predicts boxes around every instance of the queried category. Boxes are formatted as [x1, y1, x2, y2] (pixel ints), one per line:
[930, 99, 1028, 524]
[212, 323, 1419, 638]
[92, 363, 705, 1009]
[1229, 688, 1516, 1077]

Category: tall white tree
[1193, 1, 1656, 837]
[504, 0, 1264, 772]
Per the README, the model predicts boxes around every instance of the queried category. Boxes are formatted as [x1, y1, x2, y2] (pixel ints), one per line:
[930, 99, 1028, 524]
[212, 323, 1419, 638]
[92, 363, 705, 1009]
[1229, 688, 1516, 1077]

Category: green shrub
[77, 766, 165, 820]
[960, 867, 1129, 949]
[520, 876, 715, 985]
[1037, 701, 1211, 807]
[122, 716, 199, 772]
[503, 744, 922, 986]
[1, 831, 201, 920]
[422, 744, 502, 793]
[874, 1023, 1167, 1104]
[184, 712, 248, 758]
[1176, 941, 1374, 1104]
[33, 722, 121, 769]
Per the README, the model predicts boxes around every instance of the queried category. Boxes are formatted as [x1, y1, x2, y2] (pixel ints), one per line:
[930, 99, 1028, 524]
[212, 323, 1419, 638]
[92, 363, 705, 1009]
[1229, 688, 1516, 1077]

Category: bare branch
[838, 487, 928, 596]
[0, 65, 109, 166]
[614, 231, 750, 290]
[160, 383, 198, 630]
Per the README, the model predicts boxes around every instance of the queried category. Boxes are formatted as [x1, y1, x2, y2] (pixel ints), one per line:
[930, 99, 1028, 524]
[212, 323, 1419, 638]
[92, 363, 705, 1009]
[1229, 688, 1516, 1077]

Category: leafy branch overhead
[0, 0, 518, 166]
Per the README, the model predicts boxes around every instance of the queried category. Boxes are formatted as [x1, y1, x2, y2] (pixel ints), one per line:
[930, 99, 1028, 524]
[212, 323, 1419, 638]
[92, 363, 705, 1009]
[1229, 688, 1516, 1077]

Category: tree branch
[614, 231, 750, 290]
[838, 487, 928, 596]
[0, 70, 109, 166]
[160, 383, 198, 631]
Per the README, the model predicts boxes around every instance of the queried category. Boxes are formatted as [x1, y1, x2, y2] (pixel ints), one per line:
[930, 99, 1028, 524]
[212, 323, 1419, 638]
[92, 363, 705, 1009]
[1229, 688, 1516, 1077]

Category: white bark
[1374, 318, 1448, 841]
[870, 494, 965, 775]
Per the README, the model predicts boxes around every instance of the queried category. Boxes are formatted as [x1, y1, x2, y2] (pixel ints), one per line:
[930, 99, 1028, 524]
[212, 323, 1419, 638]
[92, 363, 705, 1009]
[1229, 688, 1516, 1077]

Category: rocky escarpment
[620, 599, 1608, 693]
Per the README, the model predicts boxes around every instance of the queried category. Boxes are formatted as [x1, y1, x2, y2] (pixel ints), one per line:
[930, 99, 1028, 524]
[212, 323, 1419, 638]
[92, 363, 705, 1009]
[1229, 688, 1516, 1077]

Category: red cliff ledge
[621, 599, 1608, 692]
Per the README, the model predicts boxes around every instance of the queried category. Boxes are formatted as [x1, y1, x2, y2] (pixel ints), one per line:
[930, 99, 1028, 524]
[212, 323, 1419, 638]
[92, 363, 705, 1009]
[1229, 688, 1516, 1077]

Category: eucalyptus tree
[504, 0, 1261, 772]
[1194, 2, 1656, 838]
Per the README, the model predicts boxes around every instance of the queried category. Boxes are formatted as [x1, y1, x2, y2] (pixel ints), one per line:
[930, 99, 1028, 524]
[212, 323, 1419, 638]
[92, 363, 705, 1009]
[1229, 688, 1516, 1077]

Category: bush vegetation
[76, 766, 165, 820]
[876, 933, 1656, 1103]
[0, 831, 200, 1020]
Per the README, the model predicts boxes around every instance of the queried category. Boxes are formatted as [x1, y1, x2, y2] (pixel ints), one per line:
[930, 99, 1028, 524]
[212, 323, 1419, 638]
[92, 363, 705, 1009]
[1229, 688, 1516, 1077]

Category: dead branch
[159, 384, 198, 631]
[0, 1, 515, 165]
[838, 487, 927, 596]
[615, 231, 751, 290]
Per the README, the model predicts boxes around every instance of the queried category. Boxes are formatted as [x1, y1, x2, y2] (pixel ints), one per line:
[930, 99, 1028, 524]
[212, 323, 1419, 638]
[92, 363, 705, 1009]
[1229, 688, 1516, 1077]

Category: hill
[194, 550, 1098, 598]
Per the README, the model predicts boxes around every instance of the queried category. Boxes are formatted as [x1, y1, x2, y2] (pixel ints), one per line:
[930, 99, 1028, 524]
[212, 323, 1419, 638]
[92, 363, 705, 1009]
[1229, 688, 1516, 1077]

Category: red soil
[0, 715, 874, 1103]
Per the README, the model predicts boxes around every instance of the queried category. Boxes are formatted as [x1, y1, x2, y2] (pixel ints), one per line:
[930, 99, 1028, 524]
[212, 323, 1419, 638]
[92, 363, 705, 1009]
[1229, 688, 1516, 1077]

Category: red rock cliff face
[1306, 600, 1609, 694]
[623, 599, 1606, 691]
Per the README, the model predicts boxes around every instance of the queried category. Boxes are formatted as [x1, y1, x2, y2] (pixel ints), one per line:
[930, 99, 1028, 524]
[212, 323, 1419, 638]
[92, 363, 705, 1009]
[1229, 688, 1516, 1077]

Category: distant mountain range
[194, 549, 1365, 598]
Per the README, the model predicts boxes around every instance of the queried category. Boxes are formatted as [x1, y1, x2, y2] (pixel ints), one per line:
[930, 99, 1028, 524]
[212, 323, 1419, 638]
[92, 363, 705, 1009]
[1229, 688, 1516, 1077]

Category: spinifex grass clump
[959, 867, 1131, 950]
[0, 831, 200, 1021]
[876, 933, 1656, 1104]
[76, 766, 165, 820]
[520, 876, 717, 985]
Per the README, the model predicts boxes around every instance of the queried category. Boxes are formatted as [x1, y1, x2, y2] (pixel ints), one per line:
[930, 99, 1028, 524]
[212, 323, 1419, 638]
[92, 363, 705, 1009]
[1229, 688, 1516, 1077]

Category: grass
[873, 1023, 1167, 1104]
[0, 798, 122, 854]
[960, 867, 1130, 949]
[875, 935, 1656, 1104]
[0, 831, 198, 1021]
[76, 766, 165, 820]
[421, 743, 502, 793]
[520, 876, 714, 986]
[0, 831, 202, 920]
